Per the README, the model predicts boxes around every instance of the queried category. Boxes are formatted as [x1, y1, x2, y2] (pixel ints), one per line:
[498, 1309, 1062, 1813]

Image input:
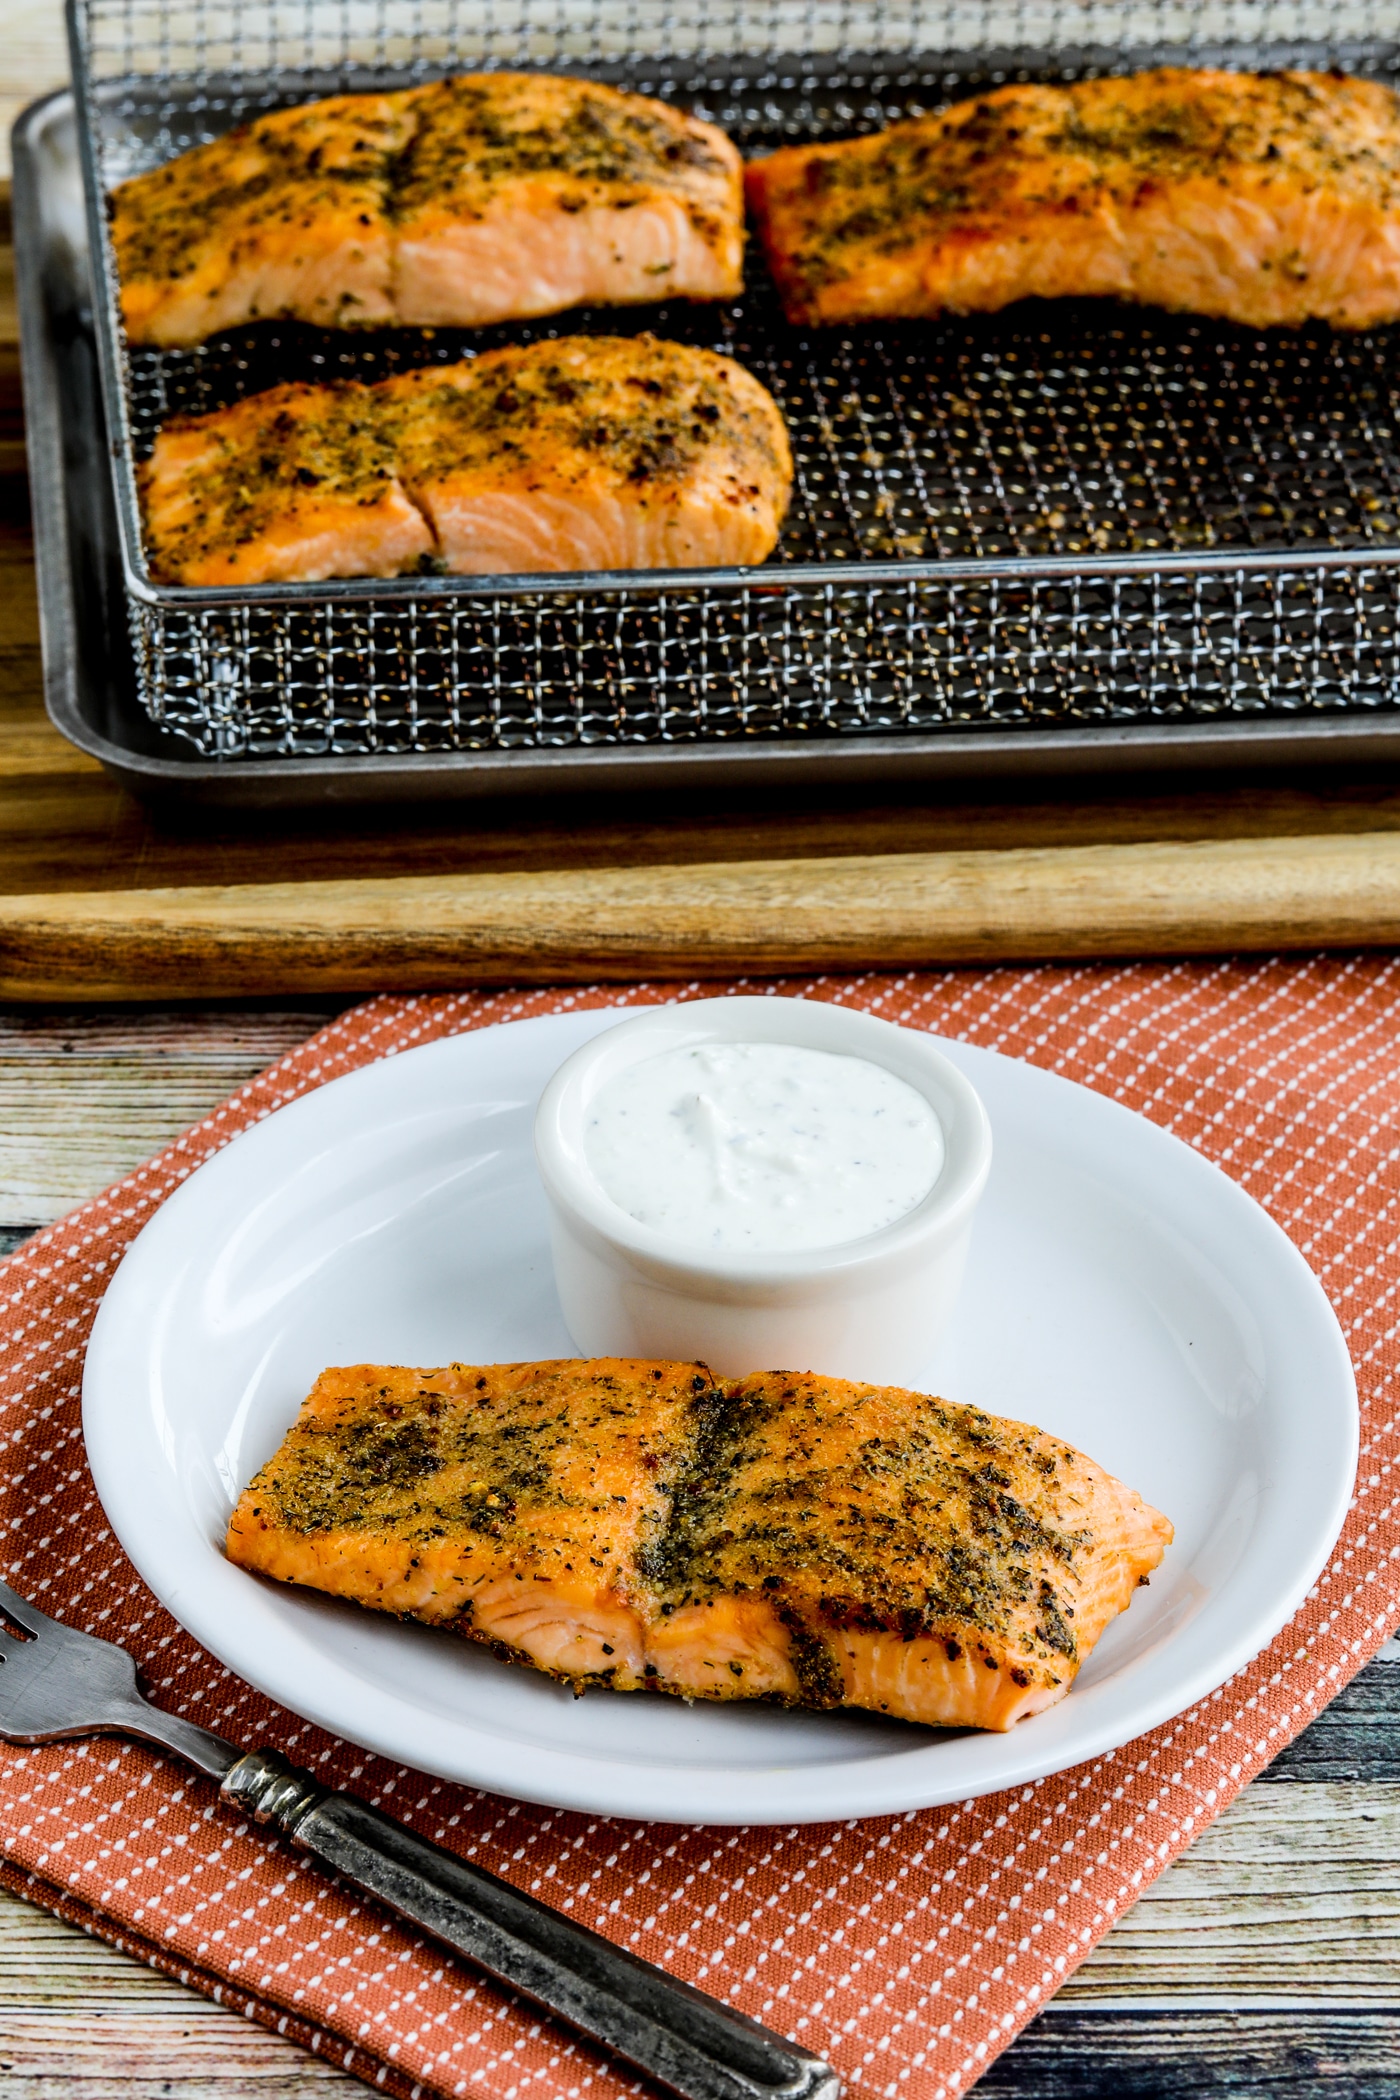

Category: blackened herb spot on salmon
[1036, 1580, 1079, 1661]
[784, 1617, 845, 1708]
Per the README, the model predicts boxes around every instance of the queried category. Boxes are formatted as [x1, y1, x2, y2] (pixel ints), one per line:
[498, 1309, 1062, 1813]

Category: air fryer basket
[70, 0, 1400, 760]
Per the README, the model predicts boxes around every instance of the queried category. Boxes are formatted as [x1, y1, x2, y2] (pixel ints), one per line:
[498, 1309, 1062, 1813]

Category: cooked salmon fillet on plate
[111, 72, 743, 347]
[227, 1359, 1172, 1733]
[137, 335, 792, 583]
[745, 67, 1400, 330]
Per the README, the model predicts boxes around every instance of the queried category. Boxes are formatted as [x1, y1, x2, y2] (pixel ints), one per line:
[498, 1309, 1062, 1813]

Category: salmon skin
[227, 1359, 1172, 1733]
[138, 335, 792, 585]
[745, 68, 1400, 330]
[112, 72, 743, 348]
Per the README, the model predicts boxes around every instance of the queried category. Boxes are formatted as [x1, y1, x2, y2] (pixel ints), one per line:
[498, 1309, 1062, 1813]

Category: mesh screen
[73, 0, 1400, 759]
[76, 0, 1400, 81]
[131, 565, 1400, 757]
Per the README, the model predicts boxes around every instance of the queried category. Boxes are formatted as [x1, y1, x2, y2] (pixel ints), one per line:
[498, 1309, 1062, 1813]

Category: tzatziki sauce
[582, 1040, 944, 1254]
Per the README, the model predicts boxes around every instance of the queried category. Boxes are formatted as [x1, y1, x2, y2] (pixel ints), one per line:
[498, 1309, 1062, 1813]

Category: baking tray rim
[18, 84, 1400, 809]
[43, 697, 1400, 813]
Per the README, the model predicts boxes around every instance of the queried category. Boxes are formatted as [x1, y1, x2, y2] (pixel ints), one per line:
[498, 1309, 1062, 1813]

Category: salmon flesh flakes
[227, 1359, 1171, 1732]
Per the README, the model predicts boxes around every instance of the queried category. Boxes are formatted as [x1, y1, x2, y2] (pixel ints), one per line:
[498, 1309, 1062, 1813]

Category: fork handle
[221, 1750, 839, 2100]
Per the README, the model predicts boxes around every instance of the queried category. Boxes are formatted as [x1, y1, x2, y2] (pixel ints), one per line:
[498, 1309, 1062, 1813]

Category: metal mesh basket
[70, 0, 1400, 760]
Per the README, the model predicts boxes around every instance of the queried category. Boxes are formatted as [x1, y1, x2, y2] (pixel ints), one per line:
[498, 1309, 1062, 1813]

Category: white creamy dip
[582, 1040, 944, 1254]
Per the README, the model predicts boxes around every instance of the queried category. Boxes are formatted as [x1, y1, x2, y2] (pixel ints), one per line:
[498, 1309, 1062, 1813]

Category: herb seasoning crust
[227, 1359, 1171, 1733]
[746, 67, 1400, 329]
[112, 71, 743, 348]
[138, 335, 792, 585]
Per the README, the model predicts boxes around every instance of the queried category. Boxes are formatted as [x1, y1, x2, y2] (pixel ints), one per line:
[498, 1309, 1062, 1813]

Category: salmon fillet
[138, 336, 791, 584]
[111, 93, 414, 347]
[380, 336, 792, 573]
[112, 73, 742, 348]
[227, 1360, 1172, 1732]
[745, 67, 1400, 330]
[392, 73, 743, 327]
[136, 379, 435, 588]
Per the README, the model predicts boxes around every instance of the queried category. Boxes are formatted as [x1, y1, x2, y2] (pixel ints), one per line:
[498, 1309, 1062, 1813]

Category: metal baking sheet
[18, 80, 1400, 810]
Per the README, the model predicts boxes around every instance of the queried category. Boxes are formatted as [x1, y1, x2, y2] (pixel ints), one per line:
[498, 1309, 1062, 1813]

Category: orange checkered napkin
[0, 962, 1396, 2100]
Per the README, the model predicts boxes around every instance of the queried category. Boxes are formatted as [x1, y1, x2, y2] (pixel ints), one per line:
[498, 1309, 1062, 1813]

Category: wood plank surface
[0, 1010, 344, 1222]
[1065, 1775, 1400, 2001]
[982, 2010, 1400, 2095]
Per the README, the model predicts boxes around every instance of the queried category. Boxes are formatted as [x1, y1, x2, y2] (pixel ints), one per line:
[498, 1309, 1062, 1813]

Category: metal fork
[0, 1578, 838, 2100]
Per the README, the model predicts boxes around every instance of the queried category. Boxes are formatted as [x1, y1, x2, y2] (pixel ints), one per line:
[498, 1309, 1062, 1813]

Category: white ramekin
[532, 996, 992, 1384]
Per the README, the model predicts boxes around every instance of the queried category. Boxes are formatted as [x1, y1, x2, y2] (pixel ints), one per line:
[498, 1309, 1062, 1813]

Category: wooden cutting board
[5, 189, 1400, 998]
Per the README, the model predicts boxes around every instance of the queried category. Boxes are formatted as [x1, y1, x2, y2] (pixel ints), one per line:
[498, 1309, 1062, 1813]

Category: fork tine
[0, 1574, 237, 1777]
[0, 1578, 61, 1638]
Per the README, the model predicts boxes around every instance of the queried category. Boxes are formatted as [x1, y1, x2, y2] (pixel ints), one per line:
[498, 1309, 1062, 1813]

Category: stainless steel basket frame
[63, 0, 1400, 765]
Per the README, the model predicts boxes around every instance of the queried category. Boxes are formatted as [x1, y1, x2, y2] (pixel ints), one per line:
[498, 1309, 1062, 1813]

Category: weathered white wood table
[0, 1008, 1394, 2099]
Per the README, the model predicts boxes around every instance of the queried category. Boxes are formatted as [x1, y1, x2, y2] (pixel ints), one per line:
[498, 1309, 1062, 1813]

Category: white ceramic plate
[83, 1011, 1358, 1826]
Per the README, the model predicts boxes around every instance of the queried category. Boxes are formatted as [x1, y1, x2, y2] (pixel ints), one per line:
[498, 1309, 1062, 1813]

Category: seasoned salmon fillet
[227, 1360, 1172, 1732]
[112, 72, 742, 348]
[745, 68, 1400, 330]
[381, 335, 791, 573]
[136, 379, 434, 588]
[391, 73, 743, 326]
[139, 336, 791, 583]
[228, 1361, 700, 1685]
[111, 93, 414, 348]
